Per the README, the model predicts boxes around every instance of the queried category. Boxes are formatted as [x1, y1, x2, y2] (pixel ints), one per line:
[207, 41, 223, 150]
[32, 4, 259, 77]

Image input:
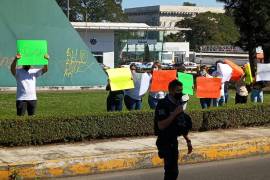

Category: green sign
[178, 72, 194, 95]
[17, 40, 48, 65]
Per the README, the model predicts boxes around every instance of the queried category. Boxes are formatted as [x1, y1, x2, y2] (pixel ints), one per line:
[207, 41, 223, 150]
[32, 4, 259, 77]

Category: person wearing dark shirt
[106, 83, 124, 112]
[154, 80, 192, 180]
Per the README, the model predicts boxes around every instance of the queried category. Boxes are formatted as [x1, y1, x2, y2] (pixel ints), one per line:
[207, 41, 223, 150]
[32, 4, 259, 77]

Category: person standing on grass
[106, 81, 124, 112]
[251, 81, 265, 103]
[154, 80, 192, 180]
[124, 63, 143, 110]
[235, 74, 248, 104]
[198, 65, 212, 109]
[10, 54, 49, 116]
[148, 62, 166, 109]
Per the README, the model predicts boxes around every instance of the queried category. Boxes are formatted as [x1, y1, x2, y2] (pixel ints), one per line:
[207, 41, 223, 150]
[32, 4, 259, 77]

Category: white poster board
[217, 63, 233, 82]
[139, 73, 151, 96]
[256, 63, 270, 81]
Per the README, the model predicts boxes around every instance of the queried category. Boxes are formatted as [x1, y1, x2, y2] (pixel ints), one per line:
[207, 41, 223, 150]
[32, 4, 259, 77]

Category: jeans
[16, 100, 37, 116]
[156, 139, 179, 180]
[251, 89, 263, 103]
[148, 95, 160, 110]
[212, 96, 225, 107]
[124, 95, 142, 110]
[200, 98, 212, 109]
[106, 95, 123, 112]
[224, 92, 229, 104]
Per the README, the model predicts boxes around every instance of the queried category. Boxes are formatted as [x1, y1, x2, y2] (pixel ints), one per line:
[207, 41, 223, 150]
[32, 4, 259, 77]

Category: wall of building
[77, 30, 115, 68]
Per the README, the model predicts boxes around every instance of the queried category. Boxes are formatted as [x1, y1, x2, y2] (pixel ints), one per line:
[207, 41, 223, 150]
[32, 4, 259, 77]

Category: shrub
[0, 103, 269, 146]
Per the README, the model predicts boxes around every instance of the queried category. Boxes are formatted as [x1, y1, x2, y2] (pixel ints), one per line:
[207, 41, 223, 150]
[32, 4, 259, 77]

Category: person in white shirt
[10, 54, 49, 116]
[124, 63, 143, 110]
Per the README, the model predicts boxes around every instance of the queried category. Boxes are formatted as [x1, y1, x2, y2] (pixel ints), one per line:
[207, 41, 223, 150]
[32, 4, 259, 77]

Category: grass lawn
[0, 90, 269, 118]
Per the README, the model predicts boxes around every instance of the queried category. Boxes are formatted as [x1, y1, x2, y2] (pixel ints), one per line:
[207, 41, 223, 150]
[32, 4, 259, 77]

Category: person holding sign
[198, 65, 212, 109]
[148, 62, 166, 109]
[124, 64, 143, 110]
[235, 74, 248, 104]
[10, 54, 49, 116]
[154, 80, 192, 180]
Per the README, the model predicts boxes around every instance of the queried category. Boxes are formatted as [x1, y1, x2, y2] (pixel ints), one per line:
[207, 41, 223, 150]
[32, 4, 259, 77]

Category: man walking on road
[10, 54, 49, 116]
[154, 79, 193, 180]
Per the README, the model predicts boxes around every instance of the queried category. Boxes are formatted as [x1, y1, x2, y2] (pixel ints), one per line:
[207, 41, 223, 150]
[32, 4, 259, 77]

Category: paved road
[55, 154, 270, 180]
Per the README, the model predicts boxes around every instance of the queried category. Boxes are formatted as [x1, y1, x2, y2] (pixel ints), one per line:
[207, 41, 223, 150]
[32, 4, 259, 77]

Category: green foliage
[217, 0, 270, 65]
[56, 0, 127, 22]
[183, 2, 196, 6]
[172, 12, 240, 50]
[0, 103, 269, 146]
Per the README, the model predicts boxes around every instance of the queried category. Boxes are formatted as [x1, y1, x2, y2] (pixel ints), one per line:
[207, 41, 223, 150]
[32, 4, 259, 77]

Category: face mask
[174, 92, 183, 100]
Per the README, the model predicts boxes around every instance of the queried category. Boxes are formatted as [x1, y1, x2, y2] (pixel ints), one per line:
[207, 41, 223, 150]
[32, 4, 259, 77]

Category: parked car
[183, 62, 198, 69]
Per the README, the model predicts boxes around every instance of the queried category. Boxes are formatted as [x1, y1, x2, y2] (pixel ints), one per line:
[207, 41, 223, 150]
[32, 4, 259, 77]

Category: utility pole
[67, 0, 70, 20]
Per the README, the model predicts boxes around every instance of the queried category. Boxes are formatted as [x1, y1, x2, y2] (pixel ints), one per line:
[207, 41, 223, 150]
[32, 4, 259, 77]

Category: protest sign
[150, 70, 177, 92]
[244, 63, 253, 85]
[256, 63, 270, 81]
[224, 59, 244, 81]
[196, 77, 222, 98]
[217, 63, 233, 82]
[17, 40, 48, 65]
[178, 72, 194, 95]
[106, 68, 134, 91]
[139, 73, 151, 96]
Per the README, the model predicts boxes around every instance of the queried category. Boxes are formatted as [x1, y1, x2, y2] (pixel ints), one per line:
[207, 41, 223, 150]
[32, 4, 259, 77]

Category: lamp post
[67, 0, 70, 20]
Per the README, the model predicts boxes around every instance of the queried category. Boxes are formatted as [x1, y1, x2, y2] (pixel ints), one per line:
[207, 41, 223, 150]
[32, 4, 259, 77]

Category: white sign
[256, 63, 270, 81]
[139, 73, 151, 96]
[217, 63, 233, 82]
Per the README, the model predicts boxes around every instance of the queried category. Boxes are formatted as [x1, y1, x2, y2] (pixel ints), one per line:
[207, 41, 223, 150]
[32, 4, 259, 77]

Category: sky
[122, 0, 224, 9]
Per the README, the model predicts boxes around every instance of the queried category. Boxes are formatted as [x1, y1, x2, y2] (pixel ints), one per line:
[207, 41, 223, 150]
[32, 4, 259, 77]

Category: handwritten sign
[17, 40, 48, 65]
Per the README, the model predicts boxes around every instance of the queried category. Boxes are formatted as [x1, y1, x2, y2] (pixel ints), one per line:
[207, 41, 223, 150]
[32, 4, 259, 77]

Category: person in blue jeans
[124, 64, 142, 110]
[251, 81, 265, 103]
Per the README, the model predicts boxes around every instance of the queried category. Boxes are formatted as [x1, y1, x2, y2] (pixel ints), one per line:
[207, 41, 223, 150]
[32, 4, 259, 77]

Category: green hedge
[0, 103, 270, 146]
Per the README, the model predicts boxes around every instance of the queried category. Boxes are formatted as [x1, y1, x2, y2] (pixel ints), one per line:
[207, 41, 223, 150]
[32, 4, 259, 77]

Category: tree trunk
[248, 47, 257, 77]
[262, 44, 270, 63]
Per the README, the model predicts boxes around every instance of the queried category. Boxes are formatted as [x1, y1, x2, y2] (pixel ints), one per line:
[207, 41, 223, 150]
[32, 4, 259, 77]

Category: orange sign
[224, 59, 244, 81]
[196, 77, 222, 98]
[150, 70, 177, 92]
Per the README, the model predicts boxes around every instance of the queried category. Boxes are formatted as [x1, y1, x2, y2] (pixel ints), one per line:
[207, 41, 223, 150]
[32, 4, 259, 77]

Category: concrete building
[72, 22, 190, 68]
[125, 5, 225, 28]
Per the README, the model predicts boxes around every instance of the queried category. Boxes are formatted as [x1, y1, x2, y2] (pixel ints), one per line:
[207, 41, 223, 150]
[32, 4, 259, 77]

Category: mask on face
[174, 92, 183, 100]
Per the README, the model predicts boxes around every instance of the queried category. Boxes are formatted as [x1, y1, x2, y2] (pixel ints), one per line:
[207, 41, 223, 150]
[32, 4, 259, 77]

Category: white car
[183, 62, 198, 69]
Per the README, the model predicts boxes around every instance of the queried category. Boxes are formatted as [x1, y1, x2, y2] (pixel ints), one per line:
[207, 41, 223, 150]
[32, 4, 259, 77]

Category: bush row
[0, 103, 270, 146]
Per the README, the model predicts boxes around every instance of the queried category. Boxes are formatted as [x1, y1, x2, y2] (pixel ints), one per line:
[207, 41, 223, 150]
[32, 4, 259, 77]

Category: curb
[1, 137, 270, 179]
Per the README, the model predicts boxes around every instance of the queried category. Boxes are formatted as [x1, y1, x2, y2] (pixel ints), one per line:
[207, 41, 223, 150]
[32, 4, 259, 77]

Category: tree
[217, 0, 270, 75]
[183, 2, 196, 6]
[56, 0, 127, 22]
[171, 12, 240, 51]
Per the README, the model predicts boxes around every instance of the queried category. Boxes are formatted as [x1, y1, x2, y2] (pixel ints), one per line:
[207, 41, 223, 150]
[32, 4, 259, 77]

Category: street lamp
[67, 0, 70, 20]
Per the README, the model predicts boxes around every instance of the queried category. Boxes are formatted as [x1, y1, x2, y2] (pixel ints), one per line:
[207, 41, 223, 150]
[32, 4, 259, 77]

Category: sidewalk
[0, 127, 270, 179]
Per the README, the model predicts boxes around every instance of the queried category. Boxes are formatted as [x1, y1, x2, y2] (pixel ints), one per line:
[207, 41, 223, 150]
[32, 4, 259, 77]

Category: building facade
[125, 5, 225, 28]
